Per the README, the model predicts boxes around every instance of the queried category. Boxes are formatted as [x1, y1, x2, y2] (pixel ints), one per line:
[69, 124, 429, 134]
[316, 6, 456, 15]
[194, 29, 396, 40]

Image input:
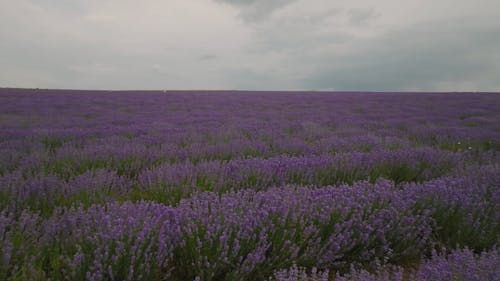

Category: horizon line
[1, 87, 499, 94]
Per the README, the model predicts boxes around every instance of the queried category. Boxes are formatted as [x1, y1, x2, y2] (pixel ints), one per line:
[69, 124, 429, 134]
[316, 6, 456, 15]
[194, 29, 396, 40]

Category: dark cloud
[302, 19, 500, 91]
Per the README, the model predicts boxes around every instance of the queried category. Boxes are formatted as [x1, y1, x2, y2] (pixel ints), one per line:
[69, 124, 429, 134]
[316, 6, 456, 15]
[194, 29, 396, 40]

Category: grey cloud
[249, 7, 346, 53]
[199, 54, 218, 61]
[302, 19, 500, 91]
[223, 67, 304, 90]
[348, 8, 379, 26]
[1, 0, 500, 91]
[216, 0, 298, 22]
[25, 0, 88, 17]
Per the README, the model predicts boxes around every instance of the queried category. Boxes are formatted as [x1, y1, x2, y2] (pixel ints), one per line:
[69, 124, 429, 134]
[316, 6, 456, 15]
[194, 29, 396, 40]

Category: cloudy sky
[1, 0, 499, 91]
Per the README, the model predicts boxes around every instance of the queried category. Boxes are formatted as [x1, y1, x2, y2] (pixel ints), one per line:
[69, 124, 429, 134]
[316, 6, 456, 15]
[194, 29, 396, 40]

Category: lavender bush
[329, 247, 500, 281]
[0, 89, 499, 280]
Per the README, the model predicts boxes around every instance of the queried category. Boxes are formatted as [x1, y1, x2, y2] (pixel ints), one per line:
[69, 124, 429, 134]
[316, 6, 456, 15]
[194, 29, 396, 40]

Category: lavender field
[0, 89, 499, 281]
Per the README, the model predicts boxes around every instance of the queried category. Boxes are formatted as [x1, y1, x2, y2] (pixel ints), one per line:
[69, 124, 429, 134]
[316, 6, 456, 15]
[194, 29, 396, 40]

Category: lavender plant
[0, 89, 499, 280]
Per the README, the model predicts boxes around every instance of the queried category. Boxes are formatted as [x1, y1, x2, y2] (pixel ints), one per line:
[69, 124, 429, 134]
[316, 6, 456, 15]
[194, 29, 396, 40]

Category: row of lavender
[2, 148, 475, 214]
[274, 247, 500, 281]
[1, 89, 499, 280]
[1, 170, 498, 280]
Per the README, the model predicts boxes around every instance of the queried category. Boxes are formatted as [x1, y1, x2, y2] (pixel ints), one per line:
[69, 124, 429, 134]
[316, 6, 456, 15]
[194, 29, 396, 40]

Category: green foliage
[41, 137, 66, 154]
[431, 203, 499, 252]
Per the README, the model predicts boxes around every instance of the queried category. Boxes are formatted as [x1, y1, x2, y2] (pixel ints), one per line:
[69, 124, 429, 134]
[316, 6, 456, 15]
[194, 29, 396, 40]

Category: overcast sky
[1, 0, 499, 91]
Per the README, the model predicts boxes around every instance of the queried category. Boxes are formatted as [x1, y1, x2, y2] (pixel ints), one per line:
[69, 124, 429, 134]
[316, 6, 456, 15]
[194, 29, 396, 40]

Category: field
[0, 89, 499, 280]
